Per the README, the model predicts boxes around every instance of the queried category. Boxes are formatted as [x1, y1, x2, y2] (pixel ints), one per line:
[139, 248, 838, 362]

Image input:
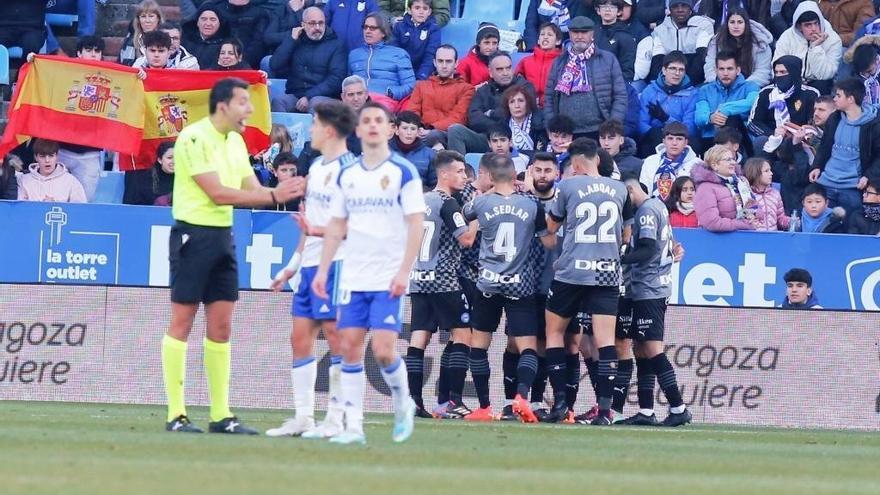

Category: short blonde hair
[702, 144, 733, 171]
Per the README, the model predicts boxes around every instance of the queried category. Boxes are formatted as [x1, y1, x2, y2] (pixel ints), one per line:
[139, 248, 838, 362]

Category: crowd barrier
[1, 201, 879, 311]
[0, 284, 877, 430]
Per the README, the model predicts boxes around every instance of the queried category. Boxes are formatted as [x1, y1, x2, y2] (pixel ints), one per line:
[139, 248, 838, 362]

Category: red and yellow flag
[119, 68, 270, 171]
[0, 55, 145, 157]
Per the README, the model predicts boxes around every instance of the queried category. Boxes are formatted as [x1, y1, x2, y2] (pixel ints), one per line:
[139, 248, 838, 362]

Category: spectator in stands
[665, 176, 699, 227]
[848, 43, 880, 106]
[325, 0, 379, 51]
[545, 16, 628, 139]
[1, 1, 49, 65]
[202, 0, 269, 69]
[406, 45, 475, 147]
[696, 52, 760, 153]
[773, 2, 842, 95]
[75, 35, 104, 61]
[487, 124, 531, 173]
[118, 0, 164, 67]
[349, 12, 416, 111]
[779, 268, 822, 309]
[698, 0, 771, 29]
[448, 52, 536, 155]
[457, 23, 500, 87]
[594, 0, 637, 80]
[182, 5, 232, 69]
[847, 173, 880, 233]
[523, 0, 575, 50]
[693, 144, 760, 232]
[133, 30, 173, 71]
[153, 140, 175, 206]
[546, 115, 575, 160]
[269, 6, 347, 113]
[744, 156, 790, 230]
[159, 21, 201, 70]
[748, 56, 820, 149]
[809, 78, 880, 214]
[598, 119, 642, 176]
[211, 38, 250, 69]
[636, 0, 666, 30]
[647, 0, 714, 85]
[264, 0, 311, 53]
[381, 0, 450, 26]
[266, 152, 301, 211]
[0, 155, 18, 200]
[391, 0, 441, 81]
[17, 139, 86, 204]
[638, 51, 699, 155]
[715, 126, 747, 164]
[794, 183, 848, 232]
[640, 122, 702, 201]
[390, 111, 437, 187]
[704, 8, 774, 88]
[297, 75, 366, 174]
[818, 0, 875, 46]
[515, 23, 563, 108]
[256, 124, 295, 170]
[500, 85, 547, 159]
[617, 0, 651, 41]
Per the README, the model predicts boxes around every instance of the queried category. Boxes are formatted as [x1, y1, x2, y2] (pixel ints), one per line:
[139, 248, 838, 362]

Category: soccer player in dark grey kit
[544, 138, 633, 425]
[406, 150, 476, 419]
[618, 175, 691, 427]
[462, 153, 556, 422]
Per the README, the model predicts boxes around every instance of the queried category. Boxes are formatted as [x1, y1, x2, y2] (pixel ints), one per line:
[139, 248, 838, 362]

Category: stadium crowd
[2, 0, 880, 237]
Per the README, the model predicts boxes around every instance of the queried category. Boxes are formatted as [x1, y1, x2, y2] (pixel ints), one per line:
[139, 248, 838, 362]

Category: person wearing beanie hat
[646, 0, 714, 85]
[456, 22, 501, 86]
[772, 1, 842, 95]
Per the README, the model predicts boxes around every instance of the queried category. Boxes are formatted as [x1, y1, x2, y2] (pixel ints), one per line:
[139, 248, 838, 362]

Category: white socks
[340, 362, 365, 435]
[291, 357, 317, 421]
[380, 356, 409, 413]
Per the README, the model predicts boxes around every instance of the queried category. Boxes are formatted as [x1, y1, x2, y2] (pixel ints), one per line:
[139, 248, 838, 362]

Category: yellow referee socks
[161, 334, 188, 422]
[204, 338, 233, 422]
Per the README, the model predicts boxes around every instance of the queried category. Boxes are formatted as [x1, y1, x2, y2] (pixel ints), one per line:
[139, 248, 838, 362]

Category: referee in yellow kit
[162, 78, 304, 434]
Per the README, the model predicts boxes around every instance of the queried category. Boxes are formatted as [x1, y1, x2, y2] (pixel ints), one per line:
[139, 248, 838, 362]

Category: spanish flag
[0, 55, 145, 157]
[119, 69, 271, 171]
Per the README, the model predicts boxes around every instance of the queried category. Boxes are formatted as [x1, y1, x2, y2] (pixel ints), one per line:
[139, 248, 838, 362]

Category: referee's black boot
[661, 408, 692, 428]
[539, 400, 568, 423]
[208, 416, 260, 435]
[166, 415, 204, 433]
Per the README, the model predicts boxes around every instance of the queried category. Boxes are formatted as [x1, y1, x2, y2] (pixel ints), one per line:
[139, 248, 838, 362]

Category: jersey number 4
[574, 201, 619, 244]
[493, 222, 517, 263]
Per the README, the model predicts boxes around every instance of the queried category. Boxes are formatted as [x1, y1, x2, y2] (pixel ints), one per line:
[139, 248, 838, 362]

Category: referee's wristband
[270, 189, 277, 205]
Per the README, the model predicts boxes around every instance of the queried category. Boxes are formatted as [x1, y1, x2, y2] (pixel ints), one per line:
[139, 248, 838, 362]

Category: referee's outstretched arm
[193, 172, 304, 208]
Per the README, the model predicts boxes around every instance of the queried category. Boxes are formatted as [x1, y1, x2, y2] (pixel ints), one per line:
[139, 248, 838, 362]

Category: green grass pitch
[1, 402, 878, 495]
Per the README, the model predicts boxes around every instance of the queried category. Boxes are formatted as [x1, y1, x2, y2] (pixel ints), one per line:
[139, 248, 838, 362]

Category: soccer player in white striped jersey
[313, 102, 426, 445]
[267, 101, 359, 438]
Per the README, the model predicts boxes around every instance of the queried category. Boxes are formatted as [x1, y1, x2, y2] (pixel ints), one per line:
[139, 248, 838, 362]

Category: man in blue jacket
[694, 52, 760, 154]
[270, 6, 348, 113]
[325, 0, 379, 51]
[638, 51, 698, 155]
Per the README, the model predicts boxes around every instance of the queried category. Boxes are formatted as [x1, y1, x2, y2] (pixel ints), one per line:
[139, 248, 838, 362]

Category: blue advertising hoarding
[1, 201, 877, 310]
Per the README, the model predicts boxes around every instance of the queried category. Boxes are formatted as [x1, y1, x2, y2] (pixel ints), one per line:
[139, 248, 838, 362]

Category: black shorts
[615, 297, 634, 340]
[631, 298, 667, 342]
[459, 277, 479, 309]
[471, 293, 538, 337]
[410, 291, 470, 332]
[545, 280, 620, 318]
[169, 221, 239, 304]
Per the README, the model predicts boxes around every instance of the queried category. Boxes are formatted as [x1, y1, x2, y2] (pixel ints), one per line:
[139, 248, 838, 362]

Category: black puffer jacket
[466, 74, 537, 134]
[203, 0, 270, 69]
[269, 28, 348, 99]
[182, 4, 233, 69]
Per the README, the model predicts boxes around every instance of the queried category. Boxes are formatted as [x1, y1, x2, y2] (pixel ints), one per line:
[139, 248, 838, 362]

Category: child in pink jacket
[744, 157, 790, 231]
[17, 139, 87, 203]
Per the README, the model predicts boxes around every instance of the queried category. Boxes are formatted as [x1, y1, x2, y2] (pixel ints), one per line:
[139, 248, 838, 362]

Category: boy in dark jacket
[391, 0, 441, 80]
[391, 112, 437, 188]
[594, 0, 637, 80]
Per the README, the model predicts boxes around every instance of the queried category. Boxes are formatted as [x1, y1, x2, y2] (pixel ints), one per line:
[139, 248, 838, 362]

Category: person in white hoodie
[17, 139, 87, 203]
[772, 1, 842, 95]
[639, 121, 703, 201]
[647, 0, 714, 84]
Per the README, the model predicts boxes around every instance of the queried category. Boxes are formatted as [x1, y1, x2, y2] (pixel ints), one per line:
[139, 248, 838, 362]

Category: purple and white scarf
[555, 43, 595, 96]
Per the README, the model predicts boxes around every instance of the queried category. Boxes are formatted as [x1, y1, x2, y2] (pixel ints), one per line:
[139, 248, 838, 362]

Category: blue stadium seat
[462, 2, 517, 26]
[268, 78, 286, 103]
[517, 0, 528, 20]
[442, 18, 479, 61]
[8, 47, 23, 59]
[272, 112, 312, 153]
[93, 171, 125, 204]
[45, 14, 79, 27]
[0, 45, 9, 86]
[47, 0, 78, 27]
[465, 153, 482, 174]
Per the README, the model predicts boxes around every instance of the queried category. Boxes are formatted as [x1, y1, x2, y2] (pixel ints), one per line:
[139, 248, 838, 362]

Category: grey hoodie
[704, 20, 774, 88]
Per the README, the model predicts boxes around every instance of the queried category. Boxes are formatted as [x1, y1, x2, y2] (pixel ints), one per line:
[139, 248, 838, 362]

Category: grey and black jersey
[537, 191, 561, 295]
[463, 192, 549, 298]
[455, 182, 480, 283]
[628, 197, 674, 300]
[549, 175, 631, 287]
[410, 190, 468, 293]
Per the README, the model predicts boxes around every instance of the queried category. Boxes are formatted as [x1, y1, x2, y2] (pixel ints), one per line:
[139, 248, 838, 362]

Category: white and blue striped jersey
[301, 152, 358, 267]
[330, 153, 426, 292]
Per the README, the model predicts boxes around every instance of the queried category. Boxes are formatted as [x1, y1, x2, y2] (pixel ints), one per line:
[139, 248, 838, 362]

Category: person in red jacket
[515, 22, 563, 108]
[664, 176, 699, 227]
[407, 44, 476, 148]
[456, 23, 500, 87]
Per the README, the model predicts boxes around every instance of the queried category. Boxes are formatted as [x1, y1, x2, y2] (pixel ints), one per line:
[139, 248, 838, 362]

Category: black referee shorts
[410, 291, 470, 332]
[169, 221, 239, 304]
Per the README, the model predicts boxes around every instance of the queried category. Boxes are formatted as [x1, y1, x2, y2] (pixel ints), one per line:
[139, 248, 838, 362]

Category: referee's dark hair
[210, 78, 249, 114]
[567, 137, 599, 160]
[434, 150, 465, 170]
[313, 100, 357, 138]
[480, 152, 515, 183]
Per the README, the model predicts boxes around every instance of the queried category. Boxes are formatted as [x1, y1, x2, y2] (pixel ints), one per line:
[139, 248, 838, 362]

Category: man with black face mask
[747, 56, 820, 151]
[847, 174, 880, 235]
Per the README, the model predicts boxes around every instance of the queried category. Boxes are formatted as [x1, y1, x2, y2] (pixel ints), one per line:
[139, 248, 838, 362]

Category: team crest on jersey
[794, 99, 802, 112]
[380, 175, 390, 190]
[657, 172, 674, 201]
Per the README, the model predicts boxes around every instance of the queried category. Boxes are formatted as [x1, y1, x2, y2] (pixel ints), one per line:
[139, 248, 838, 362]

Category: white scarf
[768, 85, 794, 127]
[510, 115, 534, 152]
